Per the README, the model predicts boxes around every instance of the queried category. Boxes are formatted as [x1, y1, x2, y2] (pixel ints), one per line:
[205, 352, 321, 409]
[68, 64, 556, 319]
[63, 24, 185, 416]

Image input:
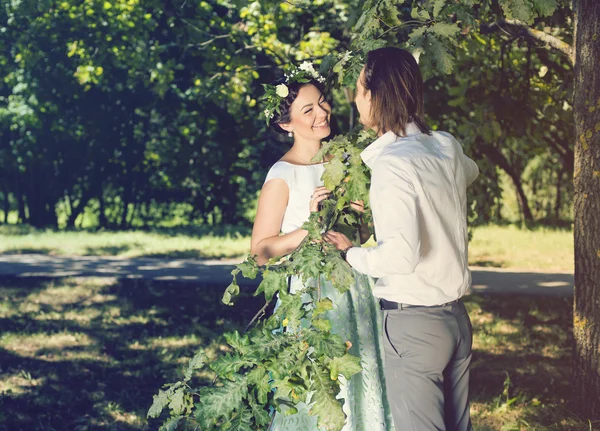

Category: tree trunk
[16, 188, 26, 224]
[555, 167, 563, 221]
[572, 0, 600, 419]
[66, 187, 92, 229]
[483, 146, 535, 222]
[1, 181, 9, 224]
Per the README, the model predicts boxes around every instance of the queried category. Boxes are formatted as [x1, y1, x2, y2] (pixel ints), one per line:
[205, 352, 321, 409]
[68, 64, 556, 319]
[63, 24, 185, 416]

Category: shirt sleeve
[346, 159, 421, 278]
[462, 154, 479, 186]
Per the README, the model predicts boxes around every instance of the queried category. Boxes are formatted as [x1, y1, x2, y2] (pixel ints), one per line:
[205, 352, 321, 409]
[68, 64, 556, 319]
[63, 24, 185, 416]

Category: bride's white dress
[264, 161, 395, 431]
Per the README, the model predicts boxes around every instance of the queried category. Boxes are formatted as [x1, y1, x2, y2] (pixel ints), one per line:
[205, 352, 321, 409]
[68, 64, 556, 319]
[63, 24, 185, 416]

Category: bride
[250, 62, 394, 431]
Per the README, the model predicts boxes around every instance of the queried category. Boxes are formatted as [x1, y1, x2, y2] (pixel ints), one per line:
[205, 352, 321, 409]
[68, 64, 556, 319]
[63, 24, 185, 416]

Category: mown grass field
[0, 224, 574, 272]
[0, 276, 595, 431]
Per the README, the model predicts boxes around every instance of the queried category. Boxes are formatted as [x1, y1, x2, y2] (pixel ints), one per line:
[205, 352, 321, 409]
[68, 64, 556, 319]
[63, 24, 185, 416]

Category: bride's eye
[304, 108, 313, 114]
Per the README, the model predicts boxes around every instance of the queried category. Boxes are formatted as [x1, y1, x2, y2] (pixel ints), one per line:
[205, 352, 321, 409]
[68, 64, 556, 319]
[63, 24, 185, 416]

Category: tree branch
[481, 19, 574, 64]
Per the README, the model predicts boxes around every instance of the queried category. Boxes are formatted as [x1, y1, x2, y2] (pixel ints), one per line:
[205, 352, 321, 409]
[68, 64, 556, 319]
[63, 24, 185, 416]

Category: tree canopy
[0, 0, 574, 229]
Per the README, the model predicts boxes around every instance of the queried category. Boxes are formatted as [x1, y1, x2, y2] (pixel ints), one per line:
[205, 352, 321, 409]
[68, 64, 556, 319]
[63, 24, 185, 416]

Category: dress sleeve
[264, 162, 292, 188]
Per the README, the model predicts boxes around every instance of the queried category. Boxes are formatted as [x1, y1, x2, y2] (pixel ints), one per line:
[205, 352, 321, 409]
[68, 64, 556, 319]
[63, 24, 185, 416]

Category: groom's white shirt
[346, 123, 479, 306]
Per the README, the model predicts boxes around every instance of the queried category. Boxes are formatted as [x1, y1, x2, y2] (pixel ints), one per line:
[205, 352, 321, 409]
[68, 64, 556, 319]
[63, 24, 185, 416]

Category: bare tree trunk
[572, 0, 600, 419]
[1, 181, 9, 224]
[483, 146, 534, 222]
[555, 167, 563, 222]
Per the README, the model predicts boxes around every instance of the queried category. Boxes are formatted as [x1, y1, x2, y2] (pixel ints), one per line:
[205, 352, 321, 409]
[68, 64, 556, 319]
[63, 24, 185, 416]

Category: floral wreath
[261, 61, 326, 125]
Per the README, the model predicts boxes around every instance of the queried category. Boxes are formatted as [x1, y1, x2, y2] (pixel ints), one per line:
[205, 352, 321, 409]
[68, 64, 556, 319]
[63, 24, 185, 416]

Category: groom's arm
[345, 159, 421, 278]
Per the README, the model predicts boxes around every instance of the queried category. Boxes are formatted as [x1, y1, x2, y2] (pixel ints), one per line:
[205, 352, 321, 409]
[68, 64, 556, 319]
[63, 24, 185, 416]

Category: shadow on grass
[139, 250, 245, 260]
[83, 245, 136, 256]
[463, 294, 598, 430]
[0, 247, 55, 255]
[0, 276, 265, 431]
[469, 259, 504, 268]
[0, 278, 595, 431]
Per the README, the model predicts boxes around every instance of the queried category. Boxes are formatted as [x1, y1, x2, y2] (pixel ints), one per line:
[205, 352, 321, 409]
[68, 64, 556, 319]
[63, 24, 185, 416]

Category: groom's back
[371, 130, 479, 305]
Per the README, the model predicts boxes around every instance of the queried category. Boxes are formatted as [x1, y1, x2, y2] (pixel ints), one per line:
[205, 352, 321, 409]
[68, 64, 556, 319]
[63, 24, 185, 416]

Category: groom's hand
[323, 231, 353, 251]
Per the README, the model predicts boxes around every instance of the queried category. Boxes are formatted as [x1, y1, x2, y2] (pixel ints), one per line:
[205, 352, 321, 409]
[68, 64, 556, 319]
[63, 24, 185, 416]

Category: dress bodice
[263, 161, 326, 234]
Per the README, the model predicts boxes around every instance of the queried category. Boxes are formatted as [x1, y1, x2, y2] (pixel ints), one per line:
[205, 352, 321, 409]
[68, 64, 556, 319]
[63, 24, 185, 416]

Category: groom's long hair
[363, 47, 431, 136]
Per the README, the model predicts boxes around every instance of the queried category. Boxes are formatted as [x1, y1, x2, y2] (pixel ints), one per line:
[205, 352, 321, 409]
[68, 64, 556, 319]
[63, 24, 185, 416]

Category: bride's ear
[278, 122, 292, 133]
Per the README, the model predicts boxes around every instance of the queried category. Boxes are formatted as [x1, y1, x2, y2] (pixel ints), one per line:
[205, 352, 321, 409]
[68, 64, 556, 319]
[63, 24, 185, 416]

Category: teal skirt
[270, 272, 395, 431]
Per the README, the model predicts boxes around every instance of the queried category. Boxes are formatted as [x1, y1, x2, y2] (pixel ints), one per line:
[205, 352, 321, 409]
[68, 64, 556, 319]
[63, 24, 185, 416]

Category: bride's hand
[310, 186, 331, 212]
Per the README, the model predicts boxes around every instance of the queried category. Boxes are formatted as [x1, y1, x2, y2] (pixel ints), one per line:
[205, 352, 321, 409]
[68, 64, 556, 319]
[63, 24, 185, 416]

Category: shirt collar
[360, 122, 422, 168]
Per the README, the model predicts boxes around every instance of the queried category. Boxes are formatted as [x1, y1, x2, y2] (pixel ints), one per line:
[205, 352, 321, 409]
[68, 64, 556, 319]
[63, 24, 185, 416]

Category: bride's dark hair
[269, 78, 328, 134]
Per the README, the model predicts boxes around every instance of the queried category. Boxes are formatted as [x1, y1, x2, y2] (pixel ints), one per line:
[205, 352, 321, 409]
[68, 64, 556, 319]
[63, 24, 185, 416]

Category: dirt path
[0, 253, 573, 296]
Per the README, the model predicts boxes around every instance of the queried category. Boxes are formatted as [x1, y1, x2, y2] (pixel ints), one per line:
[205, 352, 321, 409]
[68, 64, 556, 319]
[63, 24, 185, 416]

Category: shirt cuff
[345, 247, 369, 275]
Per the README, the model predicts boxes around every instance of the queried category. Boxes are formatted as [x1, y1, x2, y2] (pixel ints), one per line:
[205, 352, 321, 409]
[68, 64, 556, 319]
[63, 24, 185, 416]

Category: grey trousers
[382, 300, 473, 431]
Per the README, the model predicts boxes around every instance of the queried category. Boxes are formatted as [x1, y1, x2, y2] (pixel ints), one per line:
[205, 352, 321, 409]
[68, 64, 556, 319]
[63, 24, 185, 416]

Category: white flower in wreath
[275, 84, 289, 98]
[264, 109, 272, 119]
[299, 61, 316, 74]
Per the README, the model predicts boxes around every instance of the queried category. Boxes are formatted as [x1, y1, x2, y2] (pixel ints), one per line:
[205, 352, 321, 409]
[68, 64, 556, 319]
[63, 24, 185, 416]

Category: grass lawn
[0, 225, 251, 260]
[468, 225, 573, 273]
[0, 224, 574, 272]
[0, 277, 595, 430]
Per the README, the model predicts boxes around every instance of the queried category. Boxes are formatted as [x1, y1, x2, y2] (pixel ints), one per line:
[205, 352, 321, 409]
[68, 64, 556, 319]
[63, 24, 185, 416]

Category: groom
[324, 47, 479, 431]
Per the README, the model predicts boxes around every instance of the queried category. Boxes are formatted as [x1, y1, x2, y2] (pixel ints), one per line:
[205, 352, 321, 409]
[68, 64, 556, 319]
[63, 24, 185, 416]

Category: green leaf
[323, 253, 355, 294]
[341, 56, 365, 89]
[159, 416, 183, 431]
[312, 318, 332, 332]
[313, 298, 334, 316]
[254, 269, 287, 301]
[429, 22, 460, 39]
[211, 353, 256, 379]
[223, 406, 253, 431]
[301, 212, 322, 241]
[424, 33, 455, 75]
[411, 7, 431, 20]
[247, 329, 290, 360]
[499, 0, 535, 24]
[248, 393, 271, 427]
[293, 243, 325, 284]
[224, 331, 250, 355]
[304, 330, 346, 358]
[533, 0, 557, 16]
[236, 256, 259, 279]
[329, 353, 363, 380]
[322, 156, 346, 190]
[168, 386, 186, 415]
[247, 367, 271, 404]
[432, 0, 446, 18]
[148, 388, 170, 418]
[274, 290, 307, 331]
[184, 350, 207, 381]
[308, 362, 346, 431]
[196, 377, 248, 426]
[222, 278, 240, 306]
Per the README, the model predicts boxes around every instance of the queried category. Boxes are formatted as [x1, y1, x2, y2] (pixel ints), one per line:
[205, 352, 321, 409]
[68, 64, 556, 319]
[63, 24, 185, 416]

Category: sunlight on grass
[469, 225, 573, 272]
[0, 226, 250, 260]
[0, 370, 45, 396]
[0, 276, 262, 430]
[1, 277, 595, 430]
[463, 294, 594, 430]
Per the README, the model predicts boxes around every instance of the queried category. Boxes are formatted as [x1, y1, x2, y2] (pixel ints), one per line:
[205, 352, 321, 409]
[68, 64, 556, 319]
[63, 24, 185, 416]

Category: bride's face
[282, 84, 331, 140]
[355, 68, 373, 129]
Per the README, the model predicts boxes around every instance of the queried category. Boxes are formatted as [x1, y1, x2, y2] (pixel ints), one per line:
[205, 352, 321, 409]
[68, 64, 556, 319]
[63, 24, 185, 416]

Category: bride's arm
[251, 179, 308, 266]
